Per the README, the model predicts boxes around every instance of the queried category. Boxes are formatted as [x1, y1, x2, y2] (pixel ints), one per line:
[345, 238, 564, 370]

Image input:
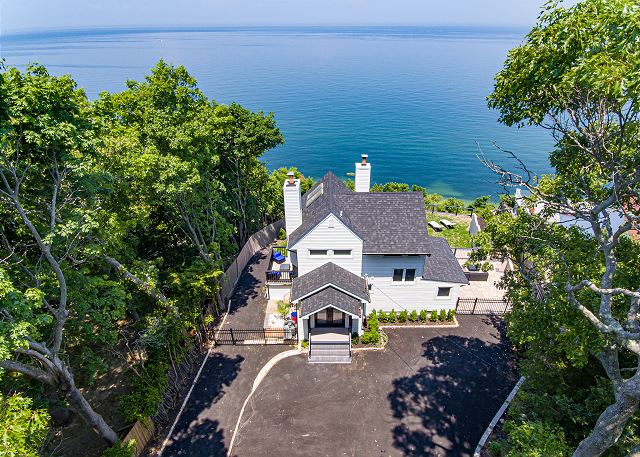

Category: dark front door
[315, 308, 345, 327]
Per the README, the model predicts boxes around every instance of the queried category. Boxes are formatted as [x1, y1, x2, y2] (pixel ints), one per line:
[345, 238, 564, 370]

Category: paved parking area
[231, 315, 517, 457]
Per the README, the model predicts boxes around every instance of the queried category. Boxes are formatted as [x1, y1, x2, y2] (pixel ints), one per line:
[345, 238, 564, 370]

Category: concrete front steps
[308, 343, 351, 364]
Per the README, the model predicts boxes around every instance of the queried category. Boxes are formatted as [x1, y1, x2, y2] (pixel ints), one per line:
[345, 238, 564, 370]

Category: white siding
[362, 255, 459, 313]
[268, 284, 291, 301]
[292, 214, 363, 276]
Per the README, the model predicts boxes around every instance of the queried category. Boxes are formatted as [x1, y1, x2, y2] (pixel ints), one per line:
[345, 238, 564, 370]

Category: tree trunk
[573, 374, 640, 457]
[60, 364, 118, 445]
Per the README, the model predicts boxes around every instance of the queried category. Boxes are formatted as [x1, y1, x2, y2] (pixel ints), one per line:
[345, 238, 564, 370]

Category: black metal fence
[265, 270, 296, 283]
[456, 297, 511, 315]
[214, 327, 297, 345]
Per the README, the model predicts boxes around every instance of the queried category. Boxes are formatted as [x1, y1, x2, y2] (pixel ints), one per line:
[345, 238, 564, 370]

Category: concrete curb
[227, 349, 300, 456]
[473, 376, 526, 457]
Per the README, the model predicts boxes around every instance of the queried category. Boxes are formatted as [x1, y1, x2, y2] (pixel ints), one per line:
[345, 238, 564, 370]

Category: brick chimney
[354, 154, 371, 192]
[283, 171, 302, 236]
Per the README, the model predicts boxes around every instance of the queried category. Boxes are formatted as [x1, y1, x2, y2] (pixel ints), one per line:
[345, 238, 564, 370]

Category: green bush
[368, 311, 379, 332]
[499, 420, 571, 457]
[388, 309, 397, 323]
[351, 332, 359, 345]
[398, 310, 408, 323]
[0, 394, 50, 457]
[430, 310, 438, 322]
[278, 228, 286, 240]
[301, 339, 308, 349]
[447, 309, 456, 322]
[408, 310, 418, 322]
[361, 330, 380, 344]
[481, 261, 495, 272]
[377, 310, 388, 323]
[101, 440, 136, 457]
[438, 309, 447, 322]
[419, 309, 428, 322]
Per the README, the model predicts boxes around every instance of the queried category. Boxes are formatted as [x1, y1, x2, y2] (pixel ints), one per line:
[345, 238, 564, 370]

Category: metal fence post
[264, 328, 267, 345]
[455, 298, 459, 312]
[472, 298, 478, 314]
[230, 328, 235, 345]
[504, 300, 509, 314]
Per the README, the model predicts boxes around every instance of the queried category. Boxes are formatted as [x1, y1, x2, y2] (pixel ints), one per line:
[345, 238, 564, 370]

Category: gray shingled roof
[299, 286, 361, 317]
[289, 172, 430, 254]
[290, 262, 370, 302]
[422, 237, 469, 284]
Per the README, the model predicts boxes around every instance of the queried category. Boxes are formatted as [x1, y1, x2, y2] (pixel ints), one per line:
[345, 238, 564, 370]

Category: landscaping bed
[373, 309, 457, 326]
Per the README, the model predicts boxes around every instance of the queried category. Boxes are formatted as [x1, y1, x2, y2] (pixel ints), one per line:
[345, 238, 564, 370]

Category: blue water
[1, 26, 554, 200]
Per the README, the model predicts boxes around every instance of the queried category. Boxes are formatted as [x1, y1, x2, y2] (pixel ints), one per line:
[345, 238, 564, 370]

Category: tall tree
[485, 1, 640, 455]
[0, 65, 118, 444]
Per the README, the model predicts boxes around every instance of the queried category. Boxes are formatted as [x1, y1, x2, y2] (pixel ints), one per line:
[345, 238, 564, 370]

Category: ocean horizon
[0, 25, 554, 200]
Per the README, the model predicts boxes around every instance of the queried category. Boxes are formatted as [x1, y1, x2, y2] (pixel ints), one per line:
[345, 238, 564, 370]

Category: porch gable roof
[290, 262, 370, 303]
[299, 286, 360, 318]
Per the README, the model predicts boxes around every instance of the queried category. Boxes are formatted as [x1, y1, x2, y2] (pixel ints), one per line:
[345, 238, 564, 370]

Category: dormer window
[333, 249, 352, 257]
[393, 268, 416, 282]
[309, 249, 328, 257]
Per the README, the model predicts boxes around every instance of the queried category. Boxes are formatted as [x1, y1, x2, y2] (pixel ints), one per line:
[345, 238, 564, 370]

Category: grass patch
[426, 213, 473, 247]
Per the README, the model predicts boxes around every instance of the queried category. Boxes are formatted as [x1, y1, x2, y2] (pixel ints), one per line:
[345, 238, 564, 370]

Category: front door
[315, 308, 345, 327]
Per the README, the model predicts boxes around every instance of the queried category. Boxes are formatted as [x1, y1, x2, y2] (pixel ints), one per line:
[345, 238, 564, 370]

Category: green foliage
[437, 197, 465, 213]
[429, 310, 438, 322]
[377, 311, 388, 323]
[419, 309, 428, 322]
[278, 228, 286, 240]
[301, 339, 308, 349]
[480, 262, 494, 272]
[367, 311, 379, 332]
[470, 195, 491, 210]
[101, 439, 137, 457]
[351, 332, 359, 346]
[446, 310, 456, 322]
[276, 300, 290, 319]
[438, 309, 447, 322]
[361, 330, 380, 345]
[0, 394, 50, 457]
[408, 310, 418, 322]
[388, 309, 397, 323]
[494, 420, 571, 457]
[397, 310, 408, 323]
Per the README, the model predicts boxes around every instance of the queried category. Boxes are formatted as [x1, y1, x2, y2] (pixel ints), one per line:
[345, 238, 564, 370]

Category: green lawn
[426, 214, 473, 248]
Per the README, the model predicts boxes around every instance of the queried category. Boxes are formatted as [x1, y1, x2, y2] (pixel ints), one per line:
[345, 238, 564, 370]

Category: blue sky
[2, 0, 545, 32]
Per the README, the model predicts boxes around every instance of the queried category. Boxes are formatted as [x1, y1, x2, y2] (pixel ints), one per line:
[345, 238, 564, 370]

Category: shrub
[398, 310, 408, 323]
[419, 309, 428, 322]
[430, 310, 438, 322]
[408, 310, 418, 322]
[0, 394, 50, 457]
[276, 300, 290, 319]
[278, 228, 286, 240]
[500, 420, 571, 456]
[481, 261, 495, 272]
[368, 311, 379, 332]
[301, 339, 308, 349]
[361, 330, 380, 344]
[439, 309, 447, 322]
[351, 332, 359, 345]
[388, 309, 397, 323]
[447, 309, 456, 322]
[378, 310, 388, 323]
[101, 440, 136, 457]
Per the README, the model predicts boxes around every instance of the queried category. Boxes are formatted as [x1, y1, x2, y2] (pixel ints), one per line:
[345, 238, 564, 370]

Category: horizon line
[1, 23, 532, 37]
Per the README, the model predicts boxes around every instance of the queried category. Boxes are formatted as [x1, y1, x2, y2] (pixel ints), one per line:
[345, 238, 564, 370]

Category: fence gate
[456, 298, 511, 315]
[214, 327, 297, 345]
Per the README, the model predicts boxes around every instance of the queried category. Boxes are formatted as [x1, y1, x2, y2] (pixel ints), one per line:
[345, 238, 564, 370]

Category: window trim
[309, 249, 329, 257]
[391, 268, 418, 284]
[392, 269, 404, 282]
[404, 268, 416, 282]
[332, 249, 352, 257]
[437, 287, 452, 298]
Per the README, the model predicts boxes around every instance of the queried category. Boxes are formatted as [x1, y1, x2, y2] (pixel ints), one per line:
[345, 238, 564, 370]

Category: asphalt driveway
[231, 315, 518, 457]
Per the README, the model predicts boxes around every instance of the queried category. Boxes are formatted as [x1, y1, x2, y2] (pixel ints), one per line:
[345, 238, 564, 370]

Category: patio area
[457, 258, 507, 300]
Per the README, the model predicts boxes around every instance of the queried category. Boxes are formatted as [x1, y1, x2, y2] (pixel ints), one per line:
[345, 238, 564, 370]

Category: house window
[405, 269, 416, 282]
[333, 249, 352, 256]
[309, 249, 328, 256]
[393, 269, 416, 282]
[437, 287, 452, 297]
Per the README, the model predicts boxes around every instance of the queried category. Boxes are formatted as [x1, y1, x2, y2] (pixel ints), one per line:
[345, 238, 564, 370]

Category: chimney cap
[286, 171, 295, 177]
[361, 153, 368, 158]
[361, 153, 368, 165]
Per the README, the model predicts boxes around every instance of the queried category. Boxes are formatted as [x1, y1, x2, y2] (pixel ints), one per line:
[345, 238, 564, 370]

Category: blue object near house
[272, 251, 286, 263]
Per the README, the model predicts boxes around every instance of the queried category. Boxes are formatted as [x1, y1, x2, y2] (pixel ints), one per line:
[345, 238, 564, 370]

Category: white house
[268, 155, 468, 362]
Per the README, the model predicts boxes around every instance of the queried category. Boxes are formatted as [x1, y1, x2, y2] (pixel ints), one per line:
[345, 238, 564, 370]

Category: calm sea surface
[1, 27, 554, 200]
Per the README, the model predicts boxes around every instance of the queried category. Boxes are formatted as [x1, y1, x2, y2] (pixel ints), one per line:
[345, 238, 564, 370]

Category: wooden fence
[219, 220, 284, 305]
[122, 419, 155, 456]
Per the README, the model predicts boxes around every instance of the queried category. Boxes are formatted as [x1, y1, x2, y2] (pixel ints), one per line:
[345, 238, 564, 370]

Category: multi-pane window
[393, 268, 416, 282]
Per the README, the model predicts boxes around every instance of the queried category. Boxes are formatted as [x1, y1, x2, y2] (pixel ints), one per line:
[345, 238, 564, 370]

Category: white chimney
[354, 154, 371, 192]
[283, 171, 302, 236]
